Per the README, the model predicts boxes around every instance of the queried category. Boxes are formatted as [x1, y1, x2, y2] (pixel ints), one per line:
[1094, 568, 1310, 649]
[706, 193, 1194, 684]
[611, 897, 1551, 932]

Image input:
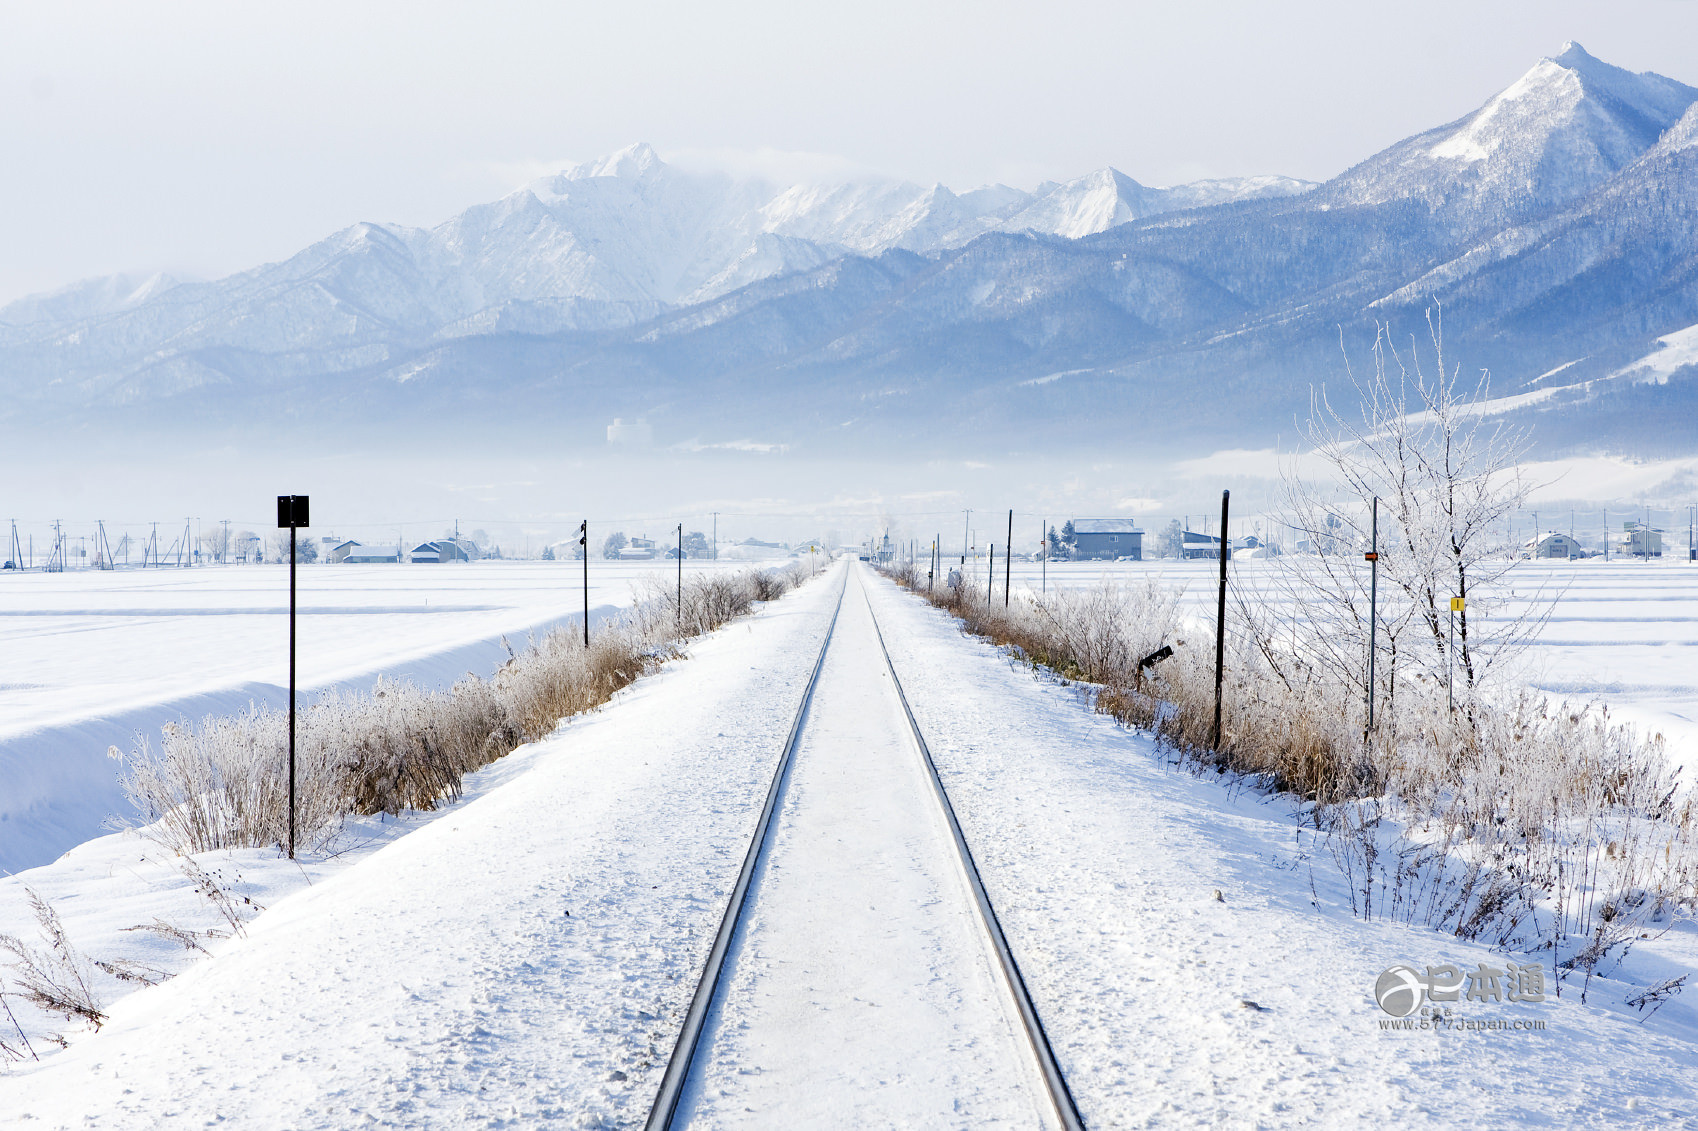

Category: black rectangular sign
[277, 495, 310, 529]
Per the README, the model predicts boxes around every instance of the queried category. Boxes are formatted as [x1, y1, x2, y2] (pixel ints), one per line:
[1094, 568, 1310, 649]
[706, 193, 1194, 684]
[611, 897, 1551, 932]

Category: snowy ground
[0, 558, 792, 874]
[2, 562, 1696, 1126]
[0, 566, 842, 1126]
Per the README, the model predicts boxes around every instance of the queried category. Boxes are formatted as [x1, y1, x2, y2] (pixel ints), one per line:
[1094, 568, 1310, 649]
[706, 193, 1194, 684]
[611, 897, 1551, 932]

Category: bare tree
[1252, 306, 1549, 734]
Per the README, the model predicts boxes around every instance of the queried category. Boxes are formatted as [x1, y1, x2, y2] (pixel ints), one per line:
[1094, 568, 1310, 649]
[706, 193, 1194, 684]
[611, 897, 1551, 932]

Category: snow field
[0, 567, 843, 1126]
[0, 558, 770, 873]
[862, 572, 1698, 1127]
[989, 556, 1698, 759]
[679, 569, 1050, 1128]
[4, 559, 1696, 1126]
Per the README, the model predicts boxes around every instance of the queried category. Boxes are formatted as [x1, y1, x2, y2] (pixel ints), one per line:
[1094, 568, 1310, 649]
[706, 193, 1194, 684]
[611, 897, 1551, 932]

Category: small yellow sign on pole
[1450, 596, 1466, 612]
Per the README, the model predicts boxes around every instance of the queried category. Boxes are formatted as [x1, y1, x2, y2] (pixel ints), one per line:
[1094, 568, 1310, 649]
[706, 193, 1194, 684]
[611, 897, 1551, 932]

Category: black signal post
[276, 494, 309, 858]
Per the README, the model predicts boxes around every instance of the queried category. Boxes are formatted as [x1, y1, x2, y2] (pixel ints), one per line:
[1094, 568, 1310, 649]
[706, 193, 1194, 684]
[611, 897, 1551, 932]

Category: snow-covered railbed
[862, 571, 1698, 1126]
[0, 565, 842, 1127]
[0, 559, 770, 873]
[676, 568, 1050, 1127]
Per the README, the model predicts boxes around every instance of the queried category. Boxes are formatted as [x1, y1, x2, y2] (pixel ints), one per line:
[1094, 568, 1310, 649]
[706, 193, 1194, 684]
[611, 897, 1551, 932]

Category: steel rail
[861, 568, 1089, 1131]
[644, 566, 848, 1131]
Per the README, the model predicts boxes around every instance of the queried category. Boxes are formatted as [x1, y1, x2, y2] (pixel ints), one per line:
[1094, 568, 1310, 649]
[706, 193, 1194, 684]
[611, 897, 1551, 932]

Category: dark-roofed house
[1072, 519, 1143, 561]
[1181, 530, 1226, 560]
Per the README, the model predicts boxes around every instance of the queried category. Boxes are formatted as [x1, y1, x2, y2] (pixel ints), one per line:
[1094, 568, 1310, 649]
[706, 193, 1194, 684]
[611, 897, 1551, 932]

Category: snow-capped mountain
[1326, 42, 1697, 231]
[0, 144, 1312, 407]
[2, 43, 1695, 460]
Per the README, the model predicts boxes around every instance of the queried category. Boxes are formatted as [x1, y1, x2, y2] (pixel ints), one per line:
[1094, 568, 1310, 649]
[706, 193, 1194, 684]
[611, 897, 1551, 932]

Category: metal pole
[962, 510, 970, 565]
[677, 523, 683, 629]
[1005, 509, 1013, 607]
[288, 523, 297, 860]
[581, 520, 589, 649]
[1367, 496, 1379, 732]
[1212, 489, 1230, 751]
[1448, 605, 1455, 713]
[1042, 519, 1047, 595]
[987, 546, 994, 607]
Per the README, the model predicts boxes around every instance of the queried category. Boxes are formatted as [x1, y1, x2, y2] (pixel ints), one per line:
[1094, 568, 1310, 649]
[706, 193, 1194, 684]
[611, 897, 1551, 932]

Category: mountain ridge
[4, 43, 1696, 461]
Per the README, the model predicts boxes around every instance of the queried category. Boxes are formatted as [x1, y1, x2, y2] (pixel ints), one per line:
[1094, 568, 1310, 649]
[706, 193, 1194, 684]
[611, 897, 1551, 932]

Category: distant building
[408, 540, 477, 563]
[437, 538, 481, 563]
[1181, 530, 1226, 560]
[1527, 532, 1585, 559]
[619, 536, 659, 561]
[1071, 519, 1143, 561]
[343, 543, 402, 564]
[1616, 523, 1663, 558]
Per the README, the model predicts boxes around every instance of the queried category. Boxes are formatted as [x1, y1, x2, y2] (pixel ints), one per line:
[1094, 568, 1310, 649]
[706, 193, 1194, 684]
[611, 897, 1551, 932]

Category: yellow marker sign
[1450, 597, 1466, 612]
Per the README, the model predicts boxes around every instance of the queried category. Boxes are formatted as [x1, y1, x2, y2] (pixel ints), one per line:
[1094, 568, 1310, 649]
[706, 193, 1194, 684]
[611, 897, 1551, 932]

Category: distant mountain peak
[561, 141, 665, 182]
[1331, 43, 1698, 226]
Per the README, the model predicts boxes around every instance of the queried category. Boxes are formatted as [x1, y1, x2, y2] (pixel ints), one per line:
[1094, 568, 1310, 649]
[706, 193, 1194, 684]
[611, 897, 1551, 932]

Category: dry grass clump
[117, 562, 811, 855]
[884, 563, 1698, 974]
[0, 890, 105, 1037]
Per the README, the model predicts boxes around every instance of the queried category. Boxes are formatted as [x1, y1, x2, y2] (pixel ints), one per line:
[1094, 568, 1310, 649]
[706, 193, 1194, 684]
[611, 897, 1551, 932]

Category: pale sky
[2, 0, 1696, 305]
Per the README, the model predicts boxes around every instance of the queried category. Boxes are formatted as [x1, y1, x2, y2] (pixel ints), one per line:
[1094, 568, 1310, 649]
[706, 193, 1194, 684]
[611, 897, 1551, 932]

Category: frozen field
[0, 558, 804, 873]
[4, 563, 1694, 1126]
[948, 555, 1698, 762]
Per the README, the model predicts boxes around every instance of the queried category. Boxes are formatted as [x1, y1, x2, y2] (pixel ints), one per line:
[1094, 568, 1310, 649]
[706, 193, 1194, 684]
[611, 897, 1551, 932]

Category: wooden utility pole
[1005, 509, 1013, 607]
[1365, 497, 1379, 733]
[1212, 490, 1230, 751]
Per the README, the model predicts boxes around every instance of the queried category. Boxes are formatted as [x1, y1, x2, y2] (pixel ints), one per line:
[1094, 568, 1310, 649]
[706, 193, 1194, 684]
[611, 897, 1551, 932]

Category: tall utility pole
[1005, 509, 1013, 607]
[676, 523, 683, 629]
[1212, 490, 1230, 751]
[579, 521, 590, 648]
[1041, 518, 1047, 595]
[1365, 497, 1380, 733]
[712, 512, 718, 562]
[962, 509, 971, 566]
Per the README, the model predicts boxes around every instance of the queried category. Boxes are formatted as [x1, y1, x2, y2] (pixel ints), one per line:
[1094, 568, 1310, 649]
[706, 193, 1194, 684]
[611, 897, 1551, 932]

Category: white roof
[1073, 518, 1143, 534]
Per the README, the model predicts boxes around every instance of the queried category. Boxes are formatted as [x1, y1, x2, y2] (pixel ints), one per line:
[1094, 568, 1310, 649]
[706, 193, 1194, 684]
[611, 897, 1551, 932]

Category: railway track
[645, 563, 1084, 1130]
